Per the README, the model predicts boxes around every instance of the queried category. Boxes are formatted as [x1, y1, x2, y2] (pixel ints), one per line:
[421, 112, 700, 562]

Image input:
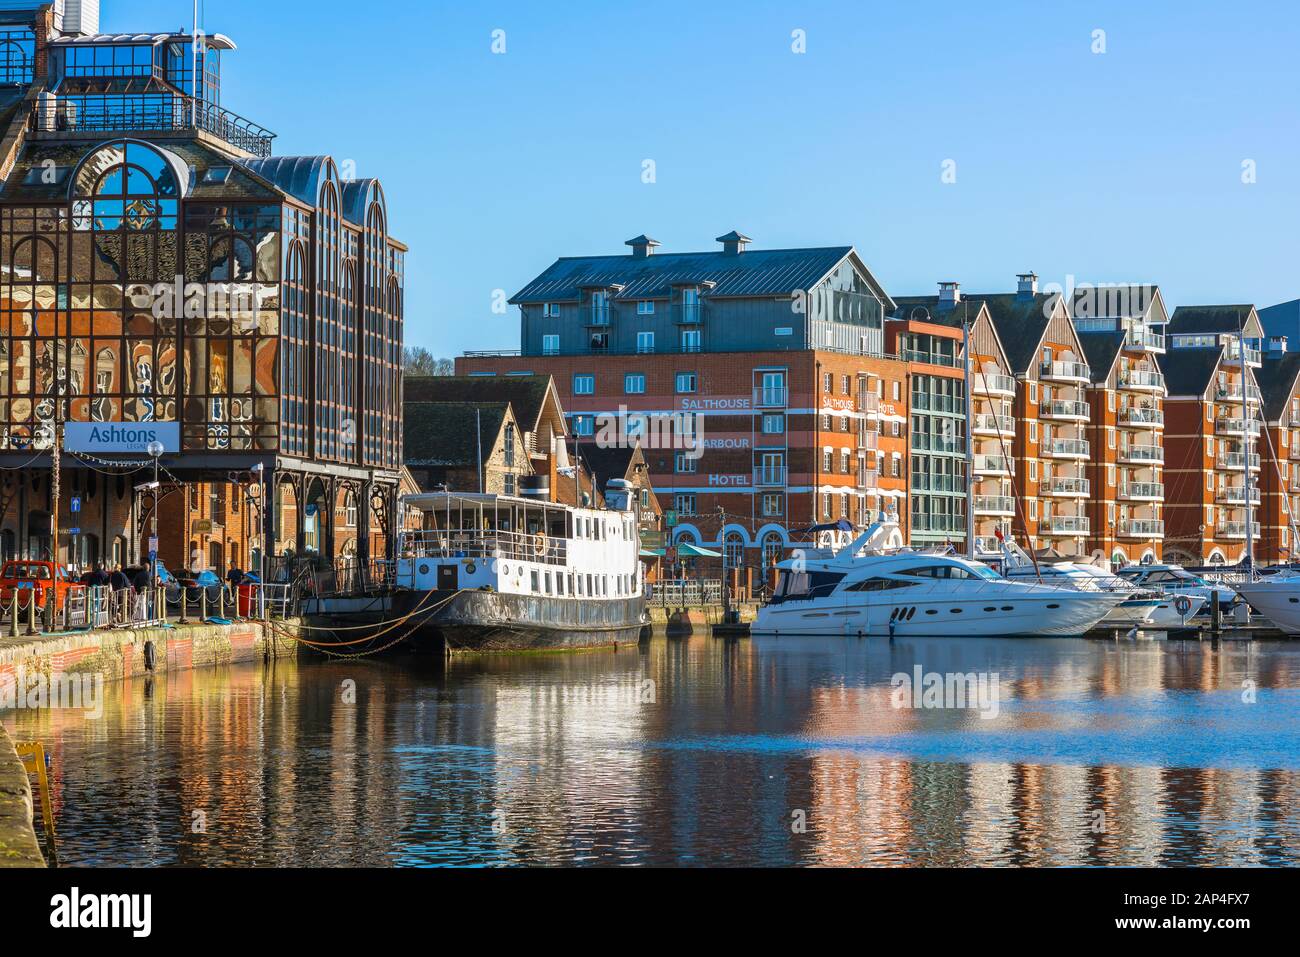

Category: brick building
[1253, 347, 1300, 562]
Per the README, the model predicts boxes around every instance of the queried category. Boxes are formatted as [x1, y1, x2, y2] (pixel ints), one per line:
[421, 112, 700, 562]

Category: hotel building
[0, 1, 405, 571]
[1072, 284, 1170, 565]
[458, 231, 914, 575]
[1160, 306, 1265, 566]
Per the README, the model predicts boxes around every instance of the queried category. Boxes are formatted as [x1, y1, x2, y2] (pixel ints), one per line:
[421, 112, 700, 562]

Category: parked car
[0, 560, 76, 613]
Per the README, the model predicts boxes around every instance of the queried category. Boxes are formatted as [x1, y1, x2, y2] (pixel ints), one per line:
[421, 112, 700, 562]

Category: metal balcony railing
[973, 495, 1015, 515]
[1120, 369, 1165, 391]
[1216, 486, 1261, 505]
[1120, 407, 1164, 427]
[1042, 477, 1090, 496]
[755, 467, 787, 486]
[1215, 417, 1261, 436]
[1219, 522, 1261, 539]
[973, 454, 1013, 474]
[1041, 360, 1091, 381]
[1125, 328, 1166, 352]
[30, 93, 276, 158]
[1120, 444, 1164, 464]
[1043, 399, 1090, 420]
[1119, 519, 1164, 537]
[973, 413, 1016, 434]
[1217, 452, 1261, 471]
[1119, 482, 1164, 500]
[973, 373, 1016, 396]
[1041, 438, 1090, 458]
[754, 387, 788, 408]
[1044, 514, 1090, 534]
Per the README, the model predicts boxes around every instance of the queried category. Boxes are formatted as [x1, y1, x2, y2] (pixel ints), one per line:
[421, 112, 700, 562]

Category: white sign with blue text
[64, 422, 180, 455]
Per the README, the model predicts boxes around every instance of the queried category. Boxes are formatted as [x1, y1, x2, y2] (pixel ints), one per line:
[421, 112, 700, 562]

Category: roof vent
[938, 281, 961, 306]
[1017, 272, 1038, 299]
[716, 230, 751, 255]
[625, 234, 660, 258]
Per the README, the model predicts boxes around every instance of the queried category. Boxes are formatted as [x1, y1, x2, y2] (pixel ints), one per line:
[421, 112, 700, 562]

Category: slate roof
[1254, 352, 1300, 422]
[963, 292, 1066, 375]
[889, 295, 988, 328]
[1074, 330, 1126, 383]
[404, 375, 554, 435]
[403, 401, 509, 469]
[577, 442, 642, 490]
[1159, 348, 1223, 397]
[510, 245, 880, 304]
[1168, 304, 1258, 335]
[1069, 284, 1162, 320]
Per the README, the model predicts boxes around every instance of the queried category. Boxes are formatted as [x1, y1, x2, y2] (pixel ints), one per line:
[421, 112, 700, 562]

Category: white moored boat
[751, 524, 1128, 638]
[1003, 559, 1205, 629]
[1230, 570, 1300, 634]
[392, 480, 647, 652]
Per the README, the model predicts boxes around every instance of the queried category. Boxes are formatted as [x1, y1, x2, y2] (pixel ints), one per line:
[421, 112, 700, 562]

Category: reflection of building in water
[0, 2, 406, 574]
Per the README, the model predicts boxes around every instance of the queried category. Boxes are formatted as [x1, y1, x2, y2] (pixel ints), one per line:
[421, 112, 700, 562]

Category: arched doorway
[303, 478, 330, 559]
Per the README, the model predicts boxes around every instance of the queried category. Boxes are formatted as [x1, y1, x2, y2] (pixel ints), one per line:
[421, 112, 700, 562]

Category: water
[5, 634, 1300, 866]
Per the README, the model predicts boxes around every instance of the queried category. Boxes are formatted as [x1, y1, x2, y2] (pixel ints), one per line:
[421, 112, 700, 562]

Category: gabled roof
[403, 402, 510, 469]
[1258, 299, 1300, 343]
[576, 442, 645, 490]
[1069, 284, 1166, 322]
[1254, 352, 1300, 422]
[510, 245, 893, 307]
[404, 374, 563, 438]
[1168, 304, 1262, 337]
[962, 292, 1069, 375]
[1075, 330, 1127, 383]
[1159, 347, 1223, 398]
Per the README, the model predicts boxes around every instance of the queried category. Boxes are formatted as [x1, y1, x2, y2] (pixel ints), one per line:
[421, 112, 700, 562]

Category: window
[543, 303, 559, 318]
[823, 449, 834, 472]
[542, 334, 560, 355]
[637, 331, 655, 354]
[842, 375, 851, 395]
[680, 329, 701, 353]
[625, 374, 646, 394]
[762, 413, 785, 434]
[676, 372, 697, 393]
[762, 494, 783, 517]
[775, 326, 793, 337]
[674, 493, 697, 515]
[574, 415, 595, 436]
[841, 450, 851, 473]
[573, 374, 595, 395]
[504, 474, 516, 495]
[893, 381, 901, 402]
[674, 451, 698, 474]
[823, 372, 833, 393]
[637, 300, 655, 315]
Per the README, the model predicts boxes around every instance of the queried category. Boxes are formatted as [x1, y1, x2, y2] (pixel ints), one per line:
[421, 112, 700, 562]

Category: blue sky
[111, 1, 1300, 356]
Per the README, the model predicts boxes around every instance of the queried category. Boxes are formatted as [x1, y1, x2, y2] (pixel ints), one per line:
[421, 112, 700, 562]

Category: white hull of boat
[1232, 580, 1300, 634]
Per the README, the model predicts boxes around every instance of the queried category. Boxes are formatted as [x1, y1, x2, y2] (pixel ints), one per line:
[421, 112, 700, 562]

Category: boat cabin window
[530, 570, 539, 592]
[844, 577, 921, 592]
[896, 564, 1001, 581]
[770, 570, 847, 603]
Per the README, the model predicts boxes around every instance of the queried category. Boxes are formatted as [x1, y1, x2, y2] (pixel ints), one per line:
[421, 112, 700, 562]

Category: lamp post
[146, 441, 164, 592]
[251, 462, 266, 617]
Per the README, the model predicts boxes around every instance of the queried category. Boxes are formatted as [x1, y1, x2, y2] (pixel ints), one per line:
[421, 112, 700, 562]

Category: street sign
[192, 519, 213, 534]
[67, 527, 80, 536]
[70, 496, 81, 514]
[664, 510, 678, 527]
[640, 530, 665, 548]
[148, 536, 158, 554]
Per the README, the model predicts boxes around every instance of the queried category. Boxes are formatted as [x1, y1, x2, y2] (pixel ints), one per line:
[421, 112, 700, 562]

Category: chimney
[1016, 272, 1038, 299]
[938, 281, 961, 306]
[62, 1, 101, 36]
[624, 234, 660, 258]
[716, 230, 752, 255]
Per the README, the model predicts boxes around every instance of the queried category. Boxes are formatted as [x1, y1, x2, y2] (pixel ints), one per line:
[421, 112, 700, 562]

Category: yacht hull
[392, 589, 646, 652]
[752, 591, 1123, 638]
[1231, 581, 1300, 634]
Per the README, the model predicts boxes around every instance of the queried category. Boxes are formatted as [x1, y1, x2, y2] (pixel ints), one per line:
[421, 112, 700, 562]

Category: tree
[403, 348, 454, 376]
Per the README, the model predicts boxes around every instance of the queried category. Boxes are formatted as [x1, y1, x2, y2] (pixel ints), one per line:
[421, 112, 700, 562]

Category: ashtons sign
[64, 422, 180, 454]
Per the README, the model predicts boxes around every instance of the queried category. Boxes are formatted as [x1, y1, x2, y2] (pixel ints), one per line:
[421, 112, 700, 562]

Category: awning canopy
[677, 542, 722, 558]
[639, 548, 665, 557]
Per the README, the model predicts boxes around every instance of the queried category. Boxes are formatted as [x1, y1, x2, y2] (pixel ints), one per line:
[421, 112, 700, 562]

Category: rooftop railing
[29, 93, 276, 158]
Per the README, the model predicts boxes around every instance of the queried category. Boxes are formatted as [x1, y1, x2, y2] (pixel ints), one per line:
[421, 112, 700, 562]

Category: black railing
[29, 93, 276, 159]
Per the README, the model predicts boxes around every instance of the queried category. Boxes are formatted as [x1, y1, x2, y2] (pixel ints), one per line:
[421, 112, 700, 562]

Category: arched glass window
[724, 532, 745, 571]
[72, 141, 180, 233]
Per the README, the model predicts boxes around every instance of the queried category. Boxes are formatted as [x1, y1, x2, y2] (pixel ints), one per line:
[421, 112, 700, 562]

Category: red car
[0, 560, 75, 613]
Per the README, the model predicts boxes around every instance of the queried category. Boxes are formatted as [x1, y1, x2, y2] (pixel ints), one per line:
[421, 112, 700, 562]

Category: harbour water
[5, 633, 1299, 867]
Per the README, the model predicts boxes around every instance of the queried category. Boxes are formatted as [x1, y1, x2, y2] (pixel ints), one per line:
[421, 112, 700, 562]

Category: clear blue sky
[112, 1, 1300, 357]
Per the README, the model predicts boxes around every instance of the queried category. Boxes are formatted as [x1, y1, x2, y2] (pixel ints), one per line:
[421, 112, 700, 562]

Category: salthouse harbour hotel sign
[63, 423, 181, 455]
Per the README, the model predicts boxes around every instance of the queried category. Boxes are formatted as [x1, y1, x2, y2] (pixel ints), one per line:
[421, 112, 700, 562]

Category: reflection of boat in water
[751, 523, 1127, 638]
[392, 480, 647, 652]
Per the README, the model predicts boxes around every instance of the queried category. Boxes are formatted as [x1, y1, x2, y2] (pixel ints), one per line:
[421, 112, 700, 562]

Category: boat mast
[963, 304, 976, 560]
[1240, 310, 1255, 578]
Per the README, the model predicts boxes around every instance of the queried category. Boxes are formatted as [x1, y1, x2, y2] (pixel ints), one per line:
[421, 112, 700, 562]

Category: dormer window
[542, 303, 560, 318]
[637, 300, 654, 315]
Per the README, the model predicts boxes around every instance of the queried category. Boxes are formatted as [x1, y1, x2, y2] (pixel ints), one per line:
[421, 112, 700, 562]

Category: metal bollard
[26, 592, 38, 636]
[8, 592, 17, 638]
[200, 587, 207, 622]
[158, 586, 166, 625]
[179, 588, 189, 625]
[218, 587, 225, 619]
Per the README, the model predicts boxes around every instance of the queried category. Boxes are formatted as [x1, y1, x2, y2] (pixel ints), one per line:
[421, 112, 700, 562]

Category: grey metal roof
[1159, 347, 1222, 397]
[1254, 352, 1300, 422]
[1069, 283, 1162, 320]
[1168, 304, 1260, 335]
[964, 291, 1067, 375]
[49, 33, 238, 50]
[510, 245, 858, 304]
[241, 156, 330, 208]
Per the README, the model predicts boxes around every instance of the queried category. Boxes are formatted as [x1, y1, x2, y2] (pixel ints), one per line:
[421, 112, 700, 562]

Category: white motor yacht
[752, 525, 1128, 638]
[1230, 569, 1300, 634]
[1115, 564, 1234, 613]
[1004, 561, 1204, 629]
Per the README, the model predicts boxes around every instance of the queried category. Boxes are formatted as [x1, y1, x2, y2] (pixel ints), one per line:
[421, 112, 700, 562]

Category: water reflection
[4, 635, 1299, 867]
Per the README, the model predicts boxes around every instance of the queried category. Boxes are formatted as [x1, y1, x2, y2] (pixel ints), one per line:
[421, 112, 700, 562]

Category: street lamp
[146, 440, 164, 593]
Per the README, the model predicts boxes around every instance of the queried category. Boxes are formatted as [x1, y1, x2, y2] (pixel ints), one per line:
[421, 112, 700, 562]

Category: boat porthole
[925, 609, 938, 615]
[906, 607, 917, 620]
[889, 608, 899, 622]
[1291, 598, 1298, 604]
[1001, 606, 1013, 611]
[501, 564, 509, 576]
[984, 607, 997, 612]
[419, 564, 430, 575]
[950, 608, 962, 614]
[467, 563, 476, 574]
[1047, 603, 1060, 609]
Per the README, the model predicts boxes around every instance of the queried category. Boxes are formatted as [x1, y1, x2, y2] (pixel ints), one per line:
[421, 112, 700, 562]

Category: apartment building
[891, 289, 1012, 552]
[1254, 348, 1300, 562]
[458, 232, 911, 575]
[1072, 284, 1170, 564]
[1161, 306, 1265, 565]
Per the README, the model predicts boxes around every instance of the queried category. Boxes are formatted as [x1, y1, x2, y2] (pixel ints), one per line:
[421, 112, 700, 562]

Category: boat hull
[1231, 581, 1300, 634]
[751, 590, 1124, 638]
[392, 588, 647, 652]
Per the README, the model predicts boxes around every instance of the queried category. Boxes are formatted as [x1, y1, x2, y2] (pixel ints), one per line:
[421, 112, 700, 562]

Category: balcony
[29, 93, 276, 159]
[1215, 384, 1245, 404]
[973, 454, 1014, 476]
[754, 387, 788, 408]
[858, 392, 880, 414]
[1043, 514, 1090, 535]
[1119, 482, 1164, 501]
[1120, 407, 1164, 429]
[1119, 369, 1165, 392]
[1217, 451, 1261, 471]
[858, 470, 880, 490]
[973, 495, 1015, 516]
[1041, 477, 1090, 497]
[1042, 399, 1091, 422]
[1119, 519, 1165, 538]
[972, 413, 1016, 436]
[1223, 342, 1263, 366]
[1215, 417, 1261, 437]
[584, 303, 611, 327]
[1041, 438, 1090, 459]
[1289, 442, 1300, 462]
[1219, 522, 1261, 540]
[1040, 360, 1091, 383]
[754, 466, 787, 487]
[856, 428, 879, 451]
[672, 302, 706, 325]
[1124, 328, 1166, 353]
[1118, 444, 1164, 465]
[1216, 485, 1261, 506]
[973, 373, 1016, 397]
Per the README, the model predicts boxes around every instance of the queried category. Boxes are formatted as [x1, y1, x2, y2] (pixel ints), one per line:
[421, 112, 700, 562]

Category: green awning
[678, 542, 722, 558]
[639, 548, 665, 557]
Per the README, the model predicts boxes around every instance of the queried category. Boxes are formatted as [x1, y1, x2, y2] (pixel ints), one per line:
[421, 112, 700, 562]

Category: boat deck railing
[402, 529, 568, 567]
